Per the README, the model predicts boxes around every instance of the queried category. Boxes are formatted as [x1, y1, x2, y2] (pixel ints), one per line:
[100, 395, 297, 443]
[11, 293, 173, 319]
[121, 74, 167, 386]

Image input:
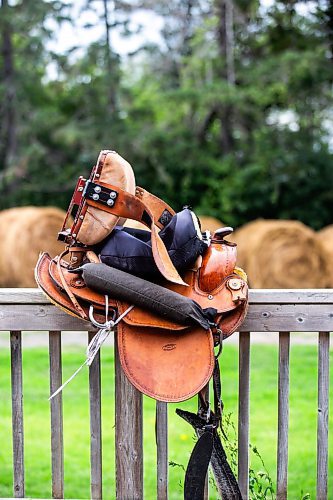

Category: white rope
[49, 303, 134, 400]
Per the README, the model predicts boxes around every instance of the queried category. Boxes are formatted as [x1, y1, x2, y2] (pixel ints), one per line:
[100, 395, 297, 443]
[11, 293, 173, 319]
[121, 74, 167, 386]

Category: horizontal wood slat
[2, 303, 333, 332]
[245, 289, 333, 304]
[0, 288, 50, 304]
[2, 288, 333, 305]
[242, 304, 333, 332]
[0, 304, 94, 331]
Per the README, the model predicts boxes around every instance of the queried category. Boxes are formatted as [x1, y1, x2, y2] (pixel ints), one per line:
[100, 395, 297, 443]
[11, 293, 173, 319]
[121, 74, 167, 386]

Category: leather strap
[213, 359, 223, 424]
[176, 408, 242, 500]
[177, 343, 242, 500]
[135, 186, 175, 228]
[55, 250, 88, 320]
[184, 430, 214, 500]
[85, 181, 186, 286]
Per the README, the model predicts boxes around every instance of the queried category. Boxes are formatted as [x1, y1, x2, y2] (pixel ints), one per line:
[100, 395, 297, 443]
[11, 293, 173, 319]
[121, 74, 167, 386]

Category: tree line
[1, 0, 333, 229]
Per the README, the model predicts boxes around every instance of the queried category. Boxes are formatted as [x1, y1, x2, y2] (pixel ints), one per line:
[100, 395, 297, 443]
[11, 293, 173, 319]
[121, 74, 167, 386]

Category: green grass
[0, 341, 332, 499]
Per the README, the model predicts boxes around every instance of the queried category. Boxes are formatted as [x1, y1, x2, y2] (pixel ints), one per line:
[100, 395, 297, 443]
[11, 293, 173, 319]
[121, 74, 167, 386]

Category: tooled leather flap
[117, 321, 215, 402]
[35, 253, 110, 324]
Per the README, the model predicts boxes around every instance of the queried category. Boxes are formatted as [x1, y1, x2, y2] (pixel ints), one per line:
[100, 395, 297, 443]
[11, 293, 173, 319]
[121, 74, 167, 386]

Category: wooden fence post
[88, 331, 103, 500]
[238, 331, 250, 500]
[49, 331, 64, 499]
[10, 330, 24, 498]
[115, 335, 143, 499]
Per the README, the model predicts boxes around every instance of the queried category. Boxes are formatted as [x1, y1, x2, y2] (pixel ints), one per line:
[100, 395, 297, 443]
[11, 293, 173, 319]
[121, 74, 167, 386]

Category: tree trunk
[216, 0, 235, 84]
[215, 0, 235, 153]
[0, 0, 17, 171]
[325, 0, 333, 65]
[182, 0, 194, 57]
[102, 0, 117, 114]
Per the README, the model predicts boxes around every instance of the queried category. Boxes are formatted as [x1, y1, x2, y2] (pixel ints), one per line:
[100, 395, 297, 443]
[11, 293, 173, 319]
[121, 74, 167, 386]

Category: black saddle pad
[96, 208, 207, 278]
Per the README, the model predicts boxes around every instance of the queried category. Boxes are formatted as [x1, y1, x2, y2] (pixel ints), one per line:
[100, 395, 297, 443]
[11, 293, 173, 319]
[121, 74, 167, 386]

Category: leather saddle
[35, 150, 249, 499]
[35, 150, 248, 403]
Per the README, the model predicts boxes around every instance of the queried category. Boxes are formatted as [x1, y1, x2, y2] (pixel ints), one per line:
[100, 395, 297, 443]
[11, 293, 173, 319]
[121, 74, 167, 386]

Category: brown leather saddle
[35, 149, 248, 403]
[35, 150, 248, 499]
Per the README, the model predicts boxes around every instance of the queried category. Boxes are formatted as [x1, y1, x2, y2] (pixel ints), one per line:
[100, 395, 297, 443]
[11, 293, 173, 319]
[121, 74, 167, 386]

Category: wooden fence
[0, 288, 332, 499]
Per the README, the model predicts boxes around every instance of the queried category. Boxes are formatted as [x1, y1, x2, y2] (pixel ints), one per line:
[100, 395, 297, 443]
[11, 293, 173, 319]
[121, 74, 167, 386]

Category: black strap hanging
[176, 408, 243, 500]
[176, 341, 243, 500]
[183, 430, 214, 500]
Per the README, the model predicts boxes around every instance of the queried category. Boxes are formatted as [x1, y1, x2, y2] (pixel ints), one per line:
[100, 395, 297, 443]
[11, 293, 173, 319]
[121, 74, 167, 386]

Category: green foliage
[1, 0, 333, 229]
[221, 412, 275, 499]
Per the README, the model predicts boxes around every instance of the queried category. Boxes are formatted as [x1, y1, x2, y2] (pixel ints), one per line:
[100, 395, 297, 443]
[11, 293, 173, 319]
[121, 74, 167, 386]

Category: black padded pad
[97, 208, 207, 278]
[80, 263, 217, 330]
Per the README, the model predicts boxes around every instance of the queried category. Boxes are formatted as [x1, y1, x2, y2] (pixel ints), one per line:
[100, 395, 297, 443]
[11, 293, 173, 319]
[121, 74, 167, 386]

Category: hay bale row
[0, 207, 332, 289]
[230, 219, 331, 288]
[0, 207, 67, 287]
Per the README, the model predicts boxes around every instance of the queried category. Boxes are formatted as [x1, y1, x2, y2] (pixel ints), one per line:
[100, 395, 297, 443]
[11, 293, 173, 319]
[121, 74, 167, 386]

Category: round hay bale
[230, 219, 331, 288]
[0, 206, 67, 287]
[198, 215, 224, 233]
[318, 225, 333, 286]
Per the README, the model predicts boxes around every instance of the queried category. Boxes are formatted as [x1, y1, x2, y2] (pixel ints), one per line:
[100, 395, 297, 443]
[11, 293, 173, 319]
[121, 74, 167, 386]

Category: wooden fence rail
[0, 288, 332, 499]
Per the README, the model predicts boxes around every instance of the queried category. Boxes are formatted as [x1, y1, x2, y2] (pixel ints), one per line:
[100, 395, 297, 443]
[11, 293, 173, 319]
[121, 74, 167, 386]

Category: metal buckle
[89, 295, 117, 329]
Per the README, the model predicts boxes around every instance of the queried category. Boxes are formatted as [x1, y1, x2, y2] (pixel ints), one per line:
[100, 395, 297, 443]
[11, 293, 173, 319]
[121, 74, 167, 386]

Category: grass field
[0, 339, 332, 499]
